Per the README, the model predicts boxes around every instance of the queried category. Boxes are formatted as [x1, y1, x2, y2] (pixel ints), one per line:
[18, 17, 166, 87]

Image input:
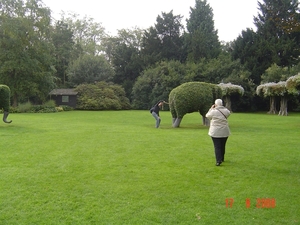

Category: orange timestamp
[225, 198, 276, 208]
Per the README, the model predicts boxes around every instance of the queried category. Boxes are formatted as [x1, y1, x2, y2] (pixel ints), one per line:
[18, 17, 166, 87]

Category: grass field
[0, 110, 299, 224]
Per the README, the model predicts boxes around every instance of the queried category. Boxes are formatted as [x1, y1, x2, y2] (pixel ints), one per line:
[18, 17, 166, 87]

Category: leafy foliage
[131, 61, 190, 109]
[261, 63, 290, 83]
[286, 73, 300, 94]
[169, 82, 222, 119]
[0, 0, 56, 106]
[51, 21, 75, 87]
[75, 82, 130, 110]
[257, 82, 282, 97]
[68, 54, 114, 86]
[141, 10, 185, 66]
[0, 85, 11, 112]
[185, 0, 221, 61]
[108, 28, 144, 99]
[218, 83, 244, 96]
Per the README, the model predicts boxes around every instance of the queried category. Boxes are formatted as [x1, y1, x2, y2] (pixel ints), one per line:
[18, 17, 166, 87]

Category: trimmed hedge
[0, 85, 11, 112]
[169, 82, 222, 126]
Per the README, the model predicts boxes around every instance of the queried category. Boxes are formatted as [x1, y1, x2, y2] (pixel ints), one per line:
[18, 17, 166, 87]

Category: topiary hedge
[0, 85, 11, 112]
[169, 82, 222, 127]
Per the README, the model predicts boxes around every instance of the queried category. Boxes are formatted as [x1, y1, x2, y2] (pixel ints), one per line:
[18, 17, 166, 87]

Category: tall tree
[60, 12, 106, 56]
[141, 10, 185, 66]
[51, 21, 75, 87]
[0, 0, 56, 106]
[232, 0, 300, 85]
[67, 54, 114, 86]
[108, 28, 144, 99]
[232, 28, 265, 84]
[185, 0, 221, 61]
[254, 0, 300, 70]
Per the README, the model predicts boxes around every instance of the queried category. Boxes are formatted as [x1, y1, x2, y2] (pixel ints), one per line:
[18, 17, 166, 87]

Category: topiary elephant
[169, 82, 222, 128]
[0, 85, 12, 123]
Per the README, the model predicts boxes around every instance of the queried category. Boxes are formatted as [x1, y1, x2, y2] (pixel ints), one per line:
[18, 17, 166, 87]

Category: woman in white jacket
[205, 99, 231, 166]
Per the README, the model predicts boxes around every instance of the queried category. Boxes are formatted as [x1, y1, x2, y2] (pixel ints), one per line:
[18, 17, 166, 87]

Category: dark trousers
[211, 137, 228, 163]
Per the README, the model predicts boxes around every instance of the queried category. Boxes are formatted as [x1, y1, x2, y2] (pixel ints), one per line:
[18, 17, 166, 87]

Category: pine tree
[185, 0, 221, 61]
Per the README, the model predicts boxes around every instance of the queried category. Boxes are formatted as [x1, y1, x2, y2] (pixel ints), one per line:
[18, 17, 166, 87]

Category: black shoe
[216, 162, 222, 166]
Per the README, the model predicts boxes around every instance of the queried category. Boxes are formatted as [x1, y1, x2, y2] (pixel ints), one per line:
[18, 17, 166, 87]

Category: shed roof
[49, 89, 78, 96]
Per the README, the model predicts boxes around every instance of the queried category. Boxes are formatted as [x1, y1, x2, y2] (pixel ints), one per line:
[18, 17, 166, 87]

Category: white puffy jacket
[205, 106, 231, 138]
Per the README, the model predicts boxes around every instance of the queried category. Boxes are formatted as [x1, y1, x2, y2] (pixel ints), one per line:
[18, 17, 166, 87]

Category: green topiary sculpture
[169, 82, 222, 128]
[0, 85, 12, 123]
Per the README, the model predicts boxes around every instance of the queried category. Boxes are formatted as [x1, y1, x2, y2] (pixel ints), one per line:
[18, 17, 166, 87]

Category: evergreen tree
[141, 10, 185, 66]
[51, 21, 75, 87]
[254, 0, 300, 69]
[185, 0, 221, 61]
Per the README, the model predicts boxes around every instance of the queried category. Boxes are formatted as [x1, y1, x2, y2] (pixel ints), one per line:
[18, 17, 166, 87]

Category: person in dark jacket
[150, 100, 164, 128]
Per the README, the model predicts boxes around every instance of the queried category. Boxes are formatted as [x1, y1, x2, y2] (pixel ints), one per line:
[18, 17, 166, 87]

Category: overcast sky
[42, 0, 259, 42]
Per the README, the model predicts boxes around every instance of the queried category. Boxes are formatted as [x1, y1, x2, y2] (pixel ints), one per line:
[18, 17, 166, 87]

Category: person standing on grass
[205, 99, 231, 166]
[150, 100, 164, 128]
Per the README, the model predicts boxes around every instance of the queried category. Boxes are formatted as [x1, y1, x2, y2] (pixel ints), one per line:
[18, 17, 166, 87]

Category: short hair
[215, 99, 223, 106]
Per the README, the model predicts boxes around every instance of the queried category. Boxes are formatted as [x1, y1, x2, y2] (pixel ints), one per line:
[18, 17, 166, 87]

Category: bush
[59, 105, 74, 111]
[43, 100, 56, 107]
[17, 102, 33, 113]
[75, 82, 131, 110]
[13, 101, 58, 113]
[30, 105, 57, 113]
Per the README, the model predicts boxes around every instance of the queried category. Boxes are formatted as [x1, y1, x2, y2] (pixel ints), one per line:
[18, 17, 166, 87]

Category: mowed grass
[0, 110, 299, 224]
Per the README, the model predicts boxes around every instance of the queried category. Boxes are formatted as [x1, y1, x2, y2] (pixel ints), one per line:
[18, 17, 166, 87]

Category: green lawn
[0, 110, 299, 224]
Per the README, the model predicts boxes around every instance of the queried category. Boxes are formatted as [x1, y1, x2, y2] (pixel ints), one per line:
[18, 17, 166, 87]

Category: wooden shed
[49, 89, 78, 108]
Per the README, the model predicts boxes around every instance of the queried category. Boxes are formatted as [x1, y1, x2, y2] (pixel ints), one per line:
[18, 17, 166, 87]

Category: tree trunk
[224, 96, 232, 112]
[268, 96, 277, 114]
[278, 96, 288, 116]
[13, 93, 18, 108]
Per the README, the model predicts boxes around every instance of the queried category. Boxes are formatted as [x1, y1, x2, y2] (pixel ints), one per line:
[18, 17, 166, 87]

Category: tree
[155, 10, 185, 61]
[256, 83, 279, 114]
[218, 83, 244, 112]
[108, 28, 144, 99]
[0, 0, 56, 106]
[185, 0, 221, 61]
[232, 0, 300, 85]
[51, 21, 75, 87]
[141, 10, 185, 66]
[254, 0, 300, 68]
[256, 81, 290, 115]
[67, 54, 114, 86]
[60, 12, 106, 56]
[231, 28, 264, 84]
[286, 73, 300, 93]
[261, 63, 290, 83]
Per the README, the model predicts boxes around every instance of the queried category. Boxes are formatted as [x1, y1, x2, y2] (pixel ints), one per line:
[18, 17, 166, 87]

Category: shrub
[59, 105, 74, 111]
[17, 102, 33, 113]
[75, 82, 130, 110]
[15, 101, 58, 113]
[0, 85, 11, 112]
[43, 100, 56, 107]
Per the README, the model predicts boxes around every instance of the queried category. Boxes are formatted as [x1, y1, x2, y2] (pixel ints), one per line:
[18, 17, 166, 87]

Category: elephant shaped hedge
[0, 85, 12, 123]
[169, 82, 222, 128]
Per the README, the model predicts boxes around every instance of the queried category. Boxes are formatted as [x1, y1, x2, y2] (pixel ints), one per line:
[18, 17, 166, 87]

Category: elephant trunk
[3, 111, 12, 123]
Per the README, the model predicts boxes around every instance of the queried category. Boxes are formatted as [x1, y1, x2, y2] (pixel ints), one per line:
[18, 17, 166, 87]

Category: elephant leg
[202, 116, 210, 126]
[172, 118, 176, 126]
[3, 111, 12, 123]
[173, 118, 182, 128]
